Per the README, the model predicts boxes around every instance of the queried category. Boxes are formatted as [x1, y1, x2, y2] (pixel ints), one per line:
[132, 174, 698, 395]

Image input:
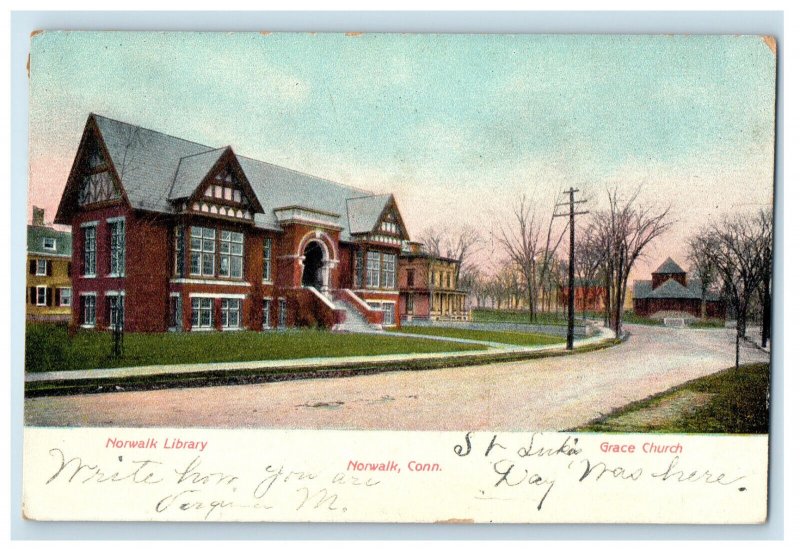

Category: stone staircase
[331, 298, 381, 333]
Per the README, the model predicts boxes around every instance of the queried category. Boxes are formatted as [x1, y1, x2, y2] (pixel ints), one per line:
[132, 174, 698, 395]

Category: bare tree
[419, 224, 482, 288]
[496, 195, 543, 322]
[574, 223, 605, 318]
[686, 233, 718, 320]
[593, 187, 672, 337]
[704, 210, 773, 366]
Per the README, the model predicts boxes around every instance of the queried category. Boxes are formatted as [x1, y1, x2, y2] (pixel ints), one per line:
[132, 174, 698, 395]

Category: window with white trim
[169, 296, 181, 329]
[219, 231, 244, 279]
[59, 288, 72, 307]
[174, 226, 185, 277]
[35, 259, 47, 276]
[191, 297, 214, 329]
[83, 226, 96, 276]
[221, 298, 241, 328]
[36, 286, 47, 306]
[81, 295, 96, 326]
[262, 298, 272, 329]
[190, 227, 216, 277]
[366, 251, 381, 288]
[107, 295, 125, 328]
[263, 238, 272, 281]
[42, 237, 56, 251]
[109, 219, 125, 276]
[278, 299, 287, 328]
[353, 250, 364, 287]
[381, 302, 395, 326]
[381, 254, 396, 288]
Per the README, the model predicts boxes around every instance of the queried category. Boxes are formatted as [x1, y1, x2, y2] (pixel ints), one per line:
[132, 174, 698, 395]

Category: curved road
[24, 325, 769, 430]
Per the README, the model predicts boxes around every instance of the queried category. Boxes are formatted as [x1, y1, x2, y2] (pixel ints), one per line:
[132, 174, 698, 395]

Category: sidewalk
[26, 324, 617, 386]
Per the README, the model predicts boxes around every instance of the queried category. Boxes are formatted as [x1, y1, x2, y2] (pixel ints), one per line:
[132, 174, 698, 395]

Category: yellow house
[26, 208, 72, 322]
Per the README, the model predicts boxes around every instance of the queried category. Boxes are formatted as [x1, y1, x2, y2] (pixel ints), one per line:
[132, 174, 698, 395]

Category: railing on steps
[299, 286, 347, 328]
[333, 289, 384, 329]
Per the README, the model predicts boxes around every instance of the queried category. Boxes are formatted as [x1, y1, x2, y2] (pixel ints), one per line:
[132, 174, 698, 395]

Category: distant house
[558, 278, 605, 314]
[397, 242, 469, 321]
[26, 207, 72, 322]
[632, 257, 725, 319]
[54, 114, 412, 332]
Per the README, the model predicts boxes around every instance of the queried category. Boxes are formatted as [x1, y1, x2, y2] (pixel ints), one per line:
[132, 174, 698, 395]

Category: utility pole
[555, 188, 588, 350]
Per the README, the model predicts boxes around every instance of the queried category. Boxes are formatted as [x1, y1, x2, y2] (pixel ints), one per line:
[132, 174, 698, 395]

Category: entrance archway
[302, 241, 325, 289]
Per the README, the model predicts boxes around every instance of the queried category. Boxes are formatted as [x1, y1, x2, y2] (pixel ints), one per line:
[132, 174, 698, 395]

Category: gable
[176, 149, 264, 223]
[373, 196, 410, 242]
[55, 118, 128, 223]
[346, 194, 409, 245]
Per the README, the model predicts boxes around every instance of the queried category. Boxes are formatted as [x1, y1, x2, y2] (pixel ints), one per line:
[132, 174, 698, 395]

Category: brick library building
[54, 114, 426, 333]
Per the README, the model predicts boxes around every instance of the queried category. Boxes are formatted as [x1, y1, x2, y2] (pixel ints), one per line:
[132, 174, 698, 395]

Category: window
[36, 286, 47, 306]
[109, 219, 125, 276]
[221, 298, 241, 328]
[278, 299, 287, 328]
[381, 254, 396, 288]
[406, 294, 414, 314]
[263, 238, 272, 281]
[107, 295, 125, 329]
[83, 226, 96, 276]
[59, 288, 72, 307]
[191, 297, 214, 329]
[174, 226, 185, 277]
[42, 237, 56, 251]
[219, 231, 244, 279]
[81, 295, 96, 326]
[262, 298, 272, 329]
[381, 302, 395, 326]
[169, 296, 181, 329]
[407, 269, 415, 287]
[366, 251, 381, 288]
[353, 250, 364, 287]
[190, 227, 216, 277]
[35, 259, 48, 276]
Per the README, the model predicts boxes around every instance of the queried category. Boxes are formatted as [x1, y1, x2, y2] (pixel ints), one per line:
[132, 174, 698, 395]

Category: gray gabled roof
[236, 155, 376, 239]
[647, 278, 697, 299]
[634, 277, 722, 301]
[653, 257, 685, 275]
[94, 115, 212, 212]
[27, 225, 72, 256]
[346, 195, 391, 235]
[632, 280, 652, 299]
[169, 148, 228, 200]
[88, 115, 398, 241]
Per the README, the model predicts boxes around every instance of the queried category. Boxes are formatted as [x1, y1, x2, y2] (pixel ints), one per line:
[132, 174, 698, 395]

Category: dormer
[170, 147, 264, 223]
[347, 194, 409, 247]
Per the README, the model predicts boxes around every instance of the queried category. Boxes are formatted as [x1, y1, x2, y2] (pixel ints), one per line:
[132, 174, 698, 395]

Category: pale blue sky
[29, 32, 776, 276]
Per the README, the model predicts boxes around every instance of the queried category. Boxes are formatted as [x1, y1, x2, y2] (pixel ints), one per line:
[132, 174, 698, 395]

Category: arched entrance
[302, 241, 325, 289]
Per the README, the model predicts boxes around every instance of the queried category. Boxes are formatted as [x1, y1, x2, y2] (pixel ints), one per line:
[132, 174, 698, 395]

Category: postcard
[22, 31, 776, 523]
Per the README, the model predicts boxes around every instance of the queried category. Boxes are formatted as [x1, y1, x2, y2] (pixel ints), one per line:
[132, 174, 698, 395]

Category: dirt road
[24, 325, 769, 430]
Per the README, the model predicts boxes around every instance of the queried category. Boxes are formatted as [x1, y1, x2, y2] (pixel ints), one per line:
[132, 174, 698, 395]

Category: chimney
[32, 206, 46, 226]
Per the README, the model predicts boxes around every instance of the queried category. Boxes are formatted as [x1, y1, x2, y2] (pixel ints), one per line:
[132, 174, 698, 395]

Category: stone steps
[331, 297, 380, 333]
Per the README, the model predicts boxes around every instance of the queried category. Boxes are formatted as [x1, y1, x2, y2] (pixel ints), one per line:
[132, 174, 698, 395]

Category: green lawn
[25, 323, 487, 373]
[576, 363, 770, 434]
[471, 308, 577, 327]
[392, 326, 565, 347]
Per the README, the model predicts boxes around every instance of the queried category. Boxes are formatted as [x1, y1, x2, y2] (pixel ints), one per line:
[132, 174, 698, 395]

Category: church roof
[653, 257, 685, 275]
